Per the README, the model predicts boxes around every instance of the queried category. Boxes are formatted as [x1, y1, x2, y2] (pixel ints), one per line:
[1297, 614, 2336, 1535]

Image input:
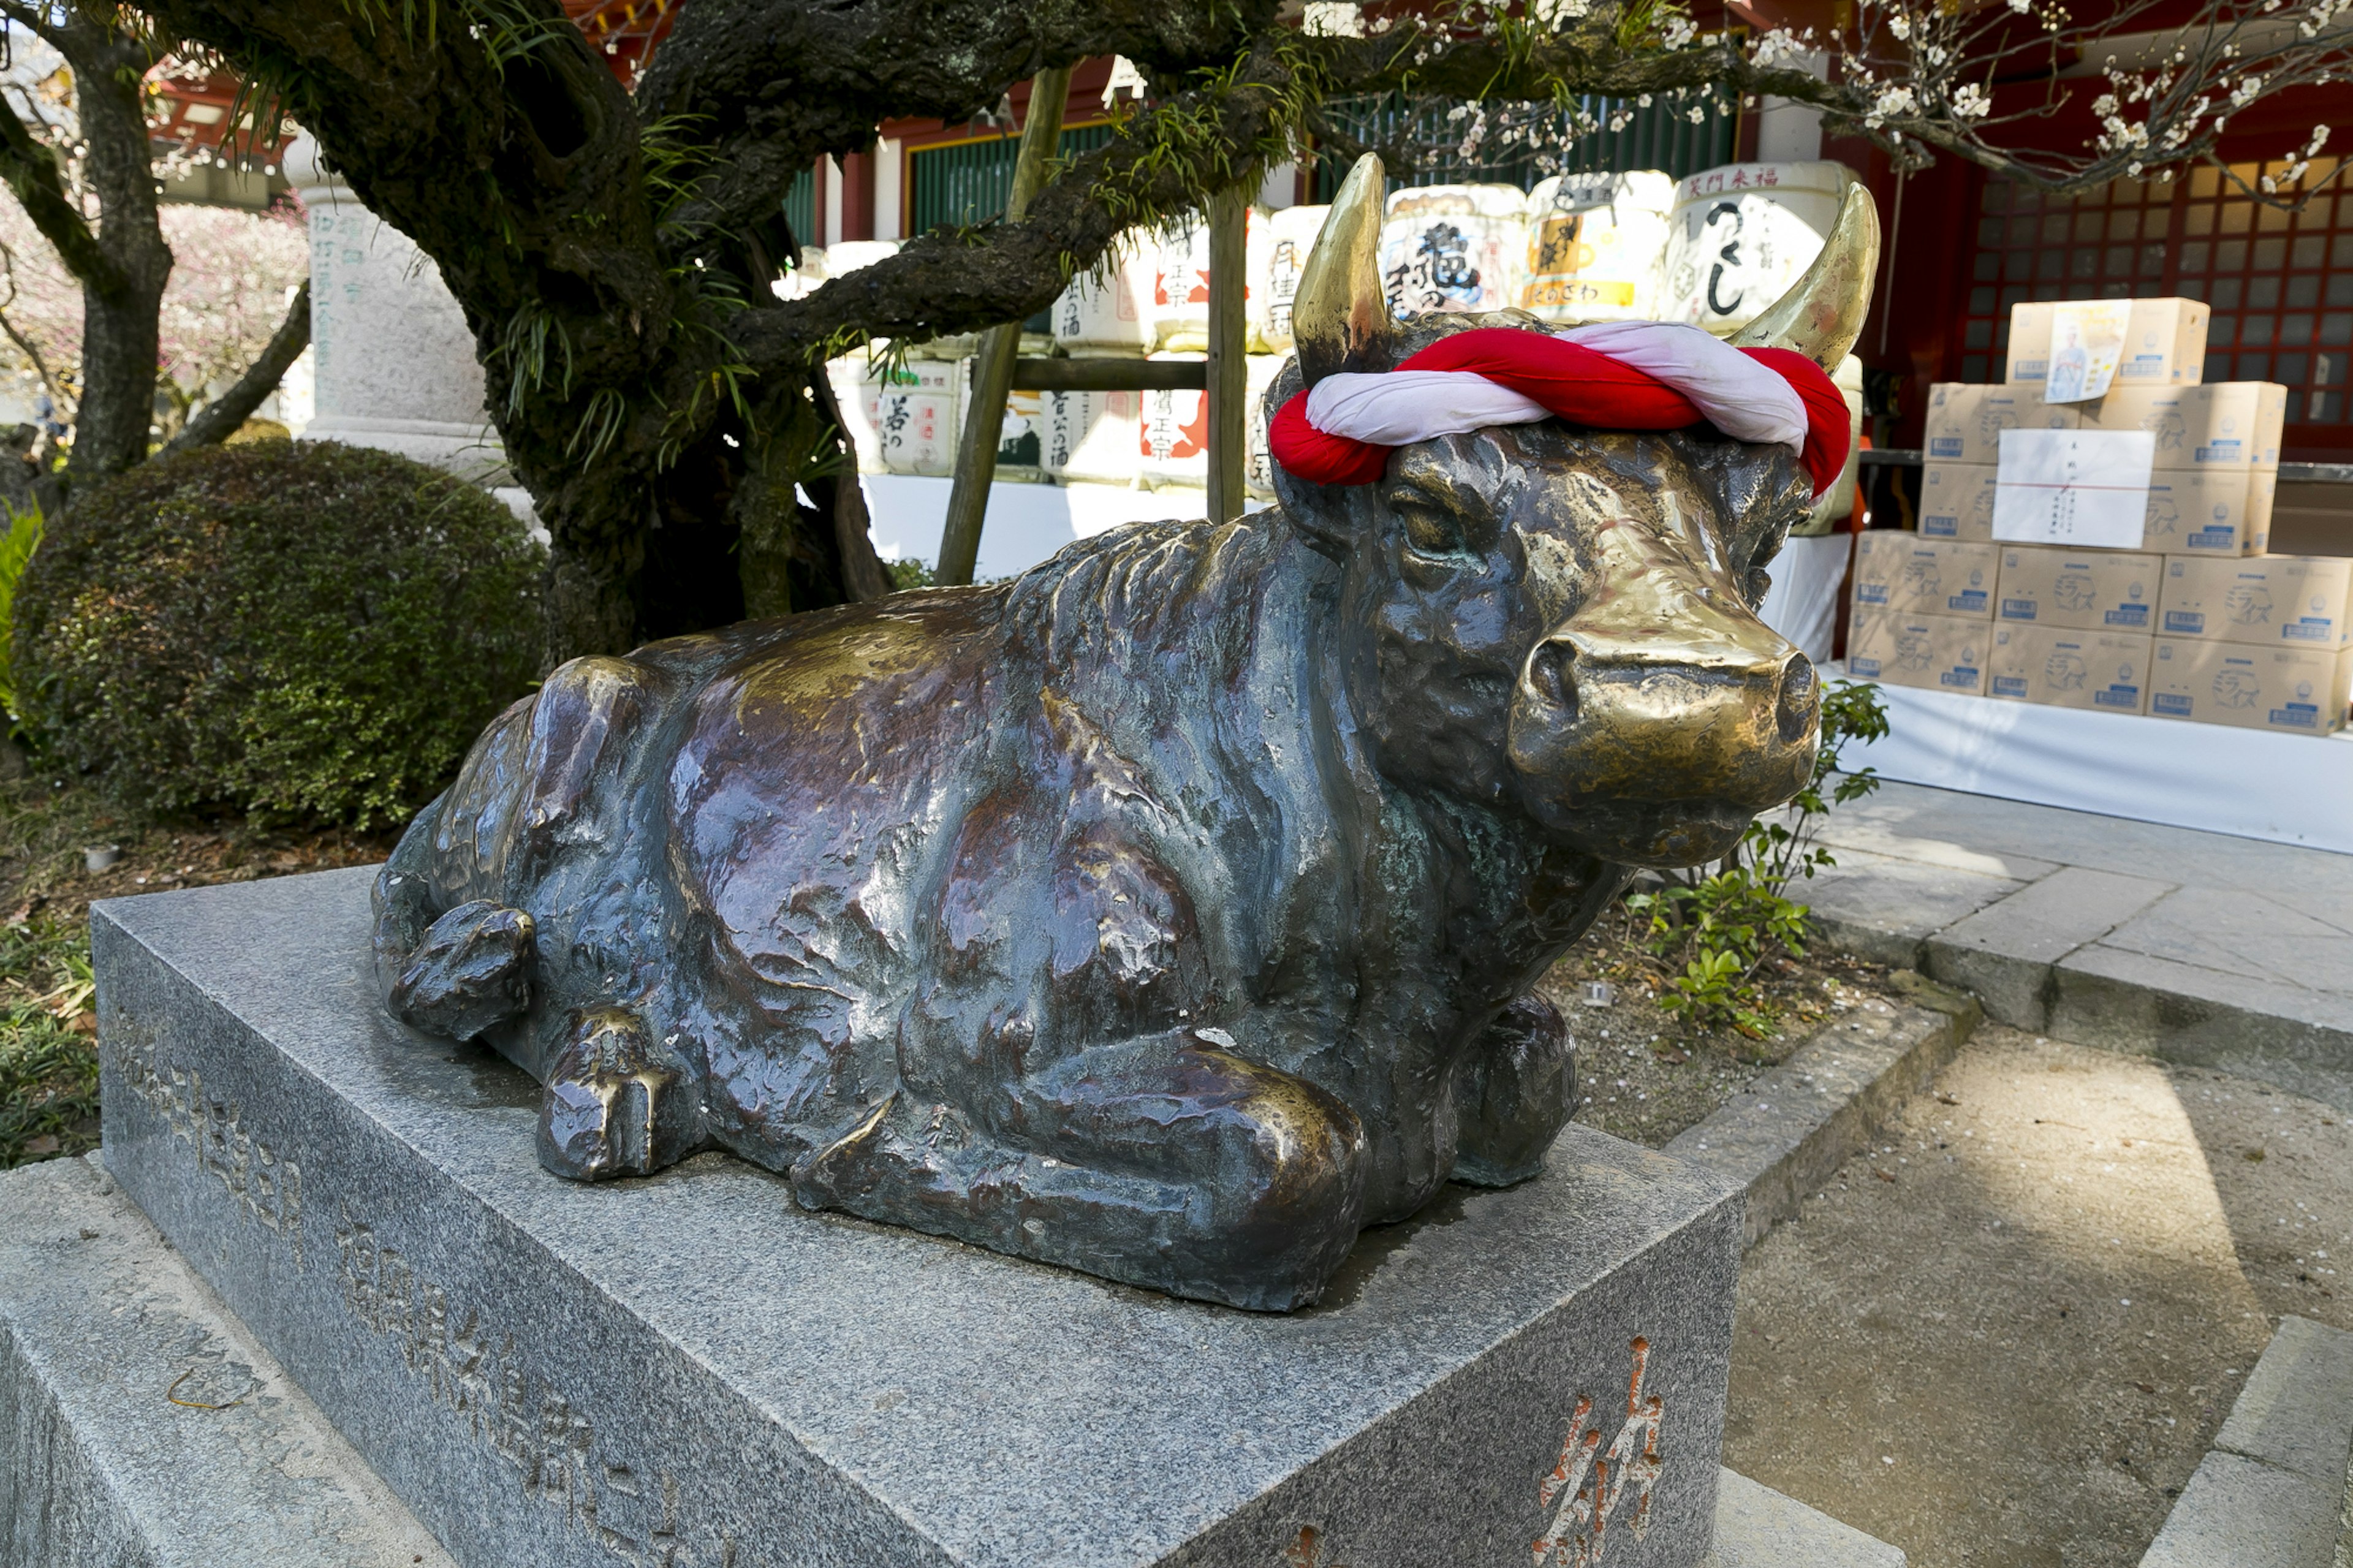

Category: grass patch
[0, 764, 397, 1171]
[0, 918, 97, 1165]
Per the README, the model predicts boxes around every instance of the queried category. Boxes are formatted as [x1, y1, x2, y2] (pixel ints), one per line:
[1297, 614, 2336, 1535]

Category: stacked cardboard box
[1884, 297, 2347, 734]
[1846, 532, 1993, 695]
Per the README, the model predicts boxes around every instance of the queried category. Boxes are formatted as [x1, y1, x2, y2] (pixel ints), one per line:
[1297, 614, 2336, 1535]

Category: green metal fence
[1310, 94, 1738, 199]
[784, 166, 815, 248]
[908, 124, 1119, 234]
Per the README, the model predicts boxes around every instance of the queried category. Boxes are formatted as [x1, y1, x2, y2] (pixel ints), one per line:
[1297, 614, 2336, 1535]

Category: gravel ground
[1724, 1023, 2353, 1568]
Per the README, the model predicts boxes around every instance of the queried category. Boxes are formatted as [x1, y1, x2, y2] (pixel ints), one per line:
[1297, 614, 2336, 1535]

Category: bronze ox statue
[374, 156, 1879, 1311]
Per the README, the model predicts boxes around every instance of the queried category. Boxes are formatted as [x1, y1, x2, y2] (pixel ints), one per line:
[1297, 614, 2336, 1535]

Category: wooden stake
[936, 66, 1070, 586]
[1206, 183, 1249, 526]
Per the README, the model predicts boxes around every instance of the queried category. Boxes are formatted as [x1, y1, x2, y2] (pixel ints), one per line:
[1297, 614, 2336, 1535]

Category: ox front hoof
[388, 899, 534, 1041]
[537, 1009, 702, 1181]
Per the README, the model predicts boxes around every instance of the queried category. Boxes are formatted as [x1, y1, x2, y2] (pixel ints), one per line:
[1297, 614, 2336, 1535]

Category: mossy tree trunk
[0, 7, 175, 486]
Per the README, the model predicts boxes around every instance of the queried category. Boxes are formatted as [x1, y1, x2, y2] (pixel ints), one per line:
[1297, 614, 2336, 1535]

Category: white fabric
[1300, 371, 1552, 445]
[1299, 319, 1808, 457]
[1754, 532, 1851, 665]
[1839, 670, 2353, 855]
[1558, 321, 1808, 450]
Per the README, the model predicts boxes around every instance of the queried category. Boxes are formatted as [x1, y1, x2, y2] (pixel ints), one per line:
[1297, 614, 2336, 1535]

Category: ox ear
[1729, 184, 1879, 369]
[1294, 153, 1395, 384]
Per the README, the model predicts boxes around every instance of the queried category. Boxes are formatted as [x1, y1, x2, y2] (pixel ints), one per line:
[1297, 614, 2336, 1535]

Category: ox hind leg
[792, 1029, 1366, 1311]
[791, 806, 1365, 1310]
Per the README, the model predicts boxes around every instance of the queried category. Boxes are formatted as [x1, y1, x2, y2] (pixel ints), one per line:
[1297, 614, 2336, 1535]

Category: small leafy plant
[1627, 678, 1890, 1032]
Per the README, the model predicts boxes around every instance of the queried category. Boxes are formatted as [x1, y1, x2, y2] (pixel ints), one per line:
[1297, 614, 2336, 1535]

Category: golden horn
[1729, 183, 1880, 369]
[1292, 153, 1394, 385]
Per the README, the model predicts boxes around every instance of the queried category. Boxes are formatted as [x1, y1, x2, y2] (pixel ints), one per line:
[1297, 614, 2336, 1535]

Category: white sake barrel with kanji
[1662, 161, 1860, 336]
[1245, 353, 1286, 498]
[825, 355, 885, 472]
[1520, 171, 1675, 324]
[875, 358, 963, 477]
[1790, 353, 1866, 537]
[1043, 388, 1143, 487]
[1378, 184, 1528, 318]
[984, 385, 1045, 483]
[1139, 350, 1210, 488]
[1257, 203, 1327, 354]
[1052, 235, 1155, 355]
[1151, 210, 1273, 354]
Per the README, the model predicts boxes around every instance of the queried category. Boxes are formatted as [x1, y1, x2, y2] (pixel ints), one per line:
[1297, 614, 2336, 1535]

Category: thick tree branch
[0, 91, 118, 295]
[162, 279, 310, 455]
[636, 0, 1277, 251]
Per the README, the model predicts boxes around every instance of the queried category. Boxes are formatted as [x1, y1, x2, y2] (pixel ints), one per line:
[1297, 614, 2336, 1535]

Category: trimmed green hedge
[15, 440, 544, 829]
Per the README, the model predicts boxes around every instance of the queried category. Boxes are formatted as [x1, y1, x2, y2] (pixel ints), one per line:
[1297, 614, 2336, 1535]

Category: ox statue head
[1271, 155, 1879, 868]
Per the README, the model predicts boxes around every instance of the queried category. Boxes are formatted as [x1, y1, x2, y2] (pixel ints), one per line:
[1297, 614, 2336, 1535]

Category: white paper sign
[1993, 428, 2158, 548]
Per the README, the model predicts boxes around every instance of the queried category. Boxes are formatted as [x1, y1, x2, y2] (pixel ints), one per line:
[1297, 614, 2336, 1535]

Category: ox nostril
[1528, 642, 1578, 724]
[1775, 654, 1819, 746]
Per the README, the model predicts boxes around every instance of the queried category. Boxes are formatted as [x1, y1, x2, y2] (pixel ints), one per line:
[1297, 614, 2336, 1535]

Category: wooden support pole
[936, 66, 1070, 586]
[1205, 183, 1249, 526]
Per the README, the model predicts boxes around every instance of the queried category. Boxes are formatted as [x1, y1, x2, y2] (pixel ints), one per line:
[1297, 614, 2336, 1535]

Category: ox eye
[1398, 506, 1469, 558]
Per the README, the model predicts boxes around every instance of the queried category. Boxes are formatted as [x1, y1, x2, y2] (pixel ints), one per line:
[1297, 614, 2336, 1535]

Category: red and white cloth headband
[1268, 320, 1850, 497]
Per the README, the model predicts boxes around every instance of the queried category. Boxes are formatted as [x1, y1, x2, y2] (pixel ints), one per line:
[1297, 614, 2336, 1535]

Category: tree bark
[0, 5, 173, 488]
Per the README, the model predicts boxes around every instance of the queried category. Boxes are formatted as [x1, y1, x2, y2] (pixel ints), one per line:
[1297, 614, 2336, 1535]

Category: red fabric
[1267, 328, 1851, 496]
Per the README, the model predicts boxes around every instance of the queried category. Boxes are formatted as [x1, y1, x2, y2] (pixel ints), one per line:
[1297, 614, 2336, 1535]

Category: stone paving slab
[94, 868, 1748, 1568]
[1703, 1469, 1904, 1567]
[2139, 1316, 2353, 1568]
[1797, 781, 2353, 1108]
[0, 1153, 453, 1568]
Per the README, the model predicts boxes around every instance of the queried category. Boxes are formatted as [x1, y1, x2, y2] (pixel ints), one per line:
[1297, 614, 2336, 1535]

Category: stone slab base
[94, 869, 1748, 1568]
[2, 1144, 1903, 1567]
[0, 1153, 450, 1567]
[2140, 1315, 2353, 1568]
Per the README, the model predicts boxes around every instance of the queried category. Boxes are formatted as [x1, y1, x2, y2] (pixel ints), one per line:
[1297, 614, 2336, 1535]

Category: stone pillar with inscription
[284, 132, 509, 484]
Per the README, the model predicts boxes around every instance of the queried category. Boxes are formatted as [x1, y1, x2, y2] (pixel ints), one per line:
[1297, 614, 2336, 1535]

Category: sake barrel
[1257, 204, 1328, 354]
[825, 240, 901, 275]
[1053, 235, 1155, 356]
[1150, 222, 1213, 351]
[1044, 388, 1143, 487]
[1520, 171, 1675, 324]
[875, 358, 963, 477]
[987, 386, 1046, 483]
[1661, 161, 1860, 336]
[824, 355, 885, 472]
[1245, 353, 1286, 498]
[1378, 184, 1527, 318]
[1790, 354, 1866, 537]
[1138, 350, 1210, 488]
[1152, 209, 1273, 354]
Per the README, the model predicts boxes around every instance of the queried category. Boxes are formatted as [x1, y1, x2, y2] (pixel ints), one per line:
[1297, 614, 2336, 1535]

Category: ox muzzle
[1507, 518, 1820, 868]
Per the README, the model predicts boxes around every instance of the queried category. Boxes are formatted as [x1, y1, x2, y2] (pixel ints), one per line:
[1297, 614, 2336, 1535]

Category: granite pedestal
[93, 869, 1745, 1568]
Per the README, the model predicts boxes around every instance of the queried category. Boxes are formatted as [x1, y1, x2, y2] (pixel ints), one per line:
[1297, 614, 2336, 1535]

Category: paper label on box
[2044, 301, 2132, 403]
[1994, 429, 2157, 547]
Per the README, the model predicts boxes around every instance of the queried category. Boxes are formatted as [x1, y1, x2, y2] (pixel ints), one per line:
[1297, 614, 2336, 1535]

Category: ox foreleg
[1450, 992, 1579, 1186]
[792, 1029, 1368, 1311]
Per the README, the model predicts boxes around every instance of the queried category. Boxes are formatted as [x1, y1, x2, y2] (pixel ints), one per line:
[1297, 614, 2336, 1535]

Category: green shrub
[0, 504, 41, 725]
[15, 440, 544, 829]
[1629, 678, 1892, 1032]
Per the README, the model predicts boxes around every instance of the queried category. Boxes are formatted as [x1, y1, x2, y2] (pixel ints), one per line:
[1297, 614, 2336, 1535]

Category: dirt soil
[0, 775, 395, 1166]
[1724, 1023, 2353, 1568]
[1542, 912, 1909, 1149]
